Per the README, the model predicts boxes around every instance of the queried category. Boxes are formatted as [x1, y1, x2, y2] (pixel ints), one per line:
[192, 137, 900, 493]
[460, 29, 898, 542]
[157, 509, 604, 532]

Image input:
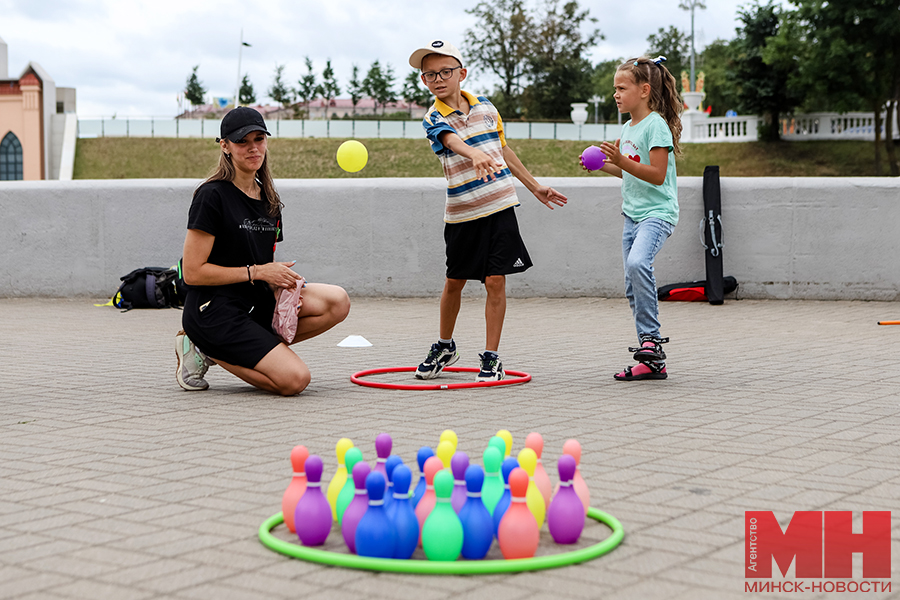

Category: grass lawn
[73, 136, 887, 180]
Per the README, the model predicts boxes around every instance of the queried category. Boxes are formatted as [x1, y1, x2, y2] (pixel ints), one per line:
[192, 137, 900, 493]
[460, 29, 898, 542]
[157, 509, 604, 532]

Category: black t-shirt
[187, 180, 284, 298]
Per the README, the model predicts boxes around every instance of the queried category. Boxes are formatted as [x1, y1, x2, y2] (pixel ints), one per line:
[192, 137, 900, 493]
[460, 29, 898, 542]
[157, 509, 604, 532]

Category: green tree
[238, 74, 256, 105]
[767, 0, 900, 174]
[646, 26, 691, 93]
[363, 60, 397, 115]
[402, 70, 432, 116]
[464, 0, 535, 118]
[319, 59, 341, 119]
[698, 39, 737, 116]
[522, 0, 602, 120]
[296, 56, 319, 119]
[184, 65, 206, 106]
[728, 0, 802, 141]
[590, 59, 621, 122]
[268, 64, 294, 109]
[347, 65, 364, 116]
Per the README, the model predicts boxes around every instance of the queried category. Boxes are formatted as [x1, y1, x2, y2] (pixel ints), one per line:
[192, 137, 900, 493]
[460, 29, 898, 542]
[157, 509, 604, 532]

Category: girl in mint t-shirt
[591, 55, 683, 381]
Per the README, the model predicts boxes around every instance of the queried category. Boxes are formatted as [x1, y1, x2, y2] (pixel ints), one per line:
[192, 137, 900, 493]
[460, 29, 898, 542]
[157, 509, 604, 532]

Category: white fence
[77, 112, 896, 143]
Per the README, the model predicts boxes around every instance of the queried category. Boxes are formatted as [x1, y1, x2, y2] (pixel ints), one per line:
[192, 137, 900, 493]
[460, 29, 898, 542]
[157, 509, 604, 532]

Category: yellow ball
[336, 140, 368, 173]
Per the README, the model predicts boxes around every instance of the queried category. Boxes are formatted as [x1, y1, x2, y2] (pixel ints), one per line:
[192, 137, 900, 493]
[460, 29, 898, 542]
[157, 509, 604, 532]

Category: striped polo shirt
[423, 90, 520, 223]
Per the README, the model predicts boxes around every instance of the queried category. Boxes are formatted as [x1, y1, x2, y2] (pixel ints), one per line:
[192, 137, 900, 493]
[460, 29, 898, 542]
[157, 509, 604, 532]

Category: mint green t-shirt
[619, 111, 678, 226]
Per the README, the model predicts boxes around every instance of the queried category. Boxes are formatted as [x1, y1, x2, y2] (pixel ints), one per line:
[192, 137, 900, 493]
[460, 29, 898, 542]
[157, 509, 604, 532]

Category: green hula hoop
[258, 507, 624, 574]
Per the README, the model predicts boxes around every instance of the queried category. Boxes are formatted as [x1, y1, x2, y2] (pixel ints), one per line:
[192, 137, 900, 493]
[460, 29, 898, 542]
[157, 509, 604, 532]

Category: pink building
[0, 36, 76, 180]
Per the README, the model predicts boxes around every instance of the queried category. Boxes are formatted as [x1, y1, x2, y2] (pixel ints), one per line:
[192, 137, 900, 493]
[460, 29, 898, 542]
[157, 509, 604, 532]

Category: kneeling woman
[175, 107, 350, 395]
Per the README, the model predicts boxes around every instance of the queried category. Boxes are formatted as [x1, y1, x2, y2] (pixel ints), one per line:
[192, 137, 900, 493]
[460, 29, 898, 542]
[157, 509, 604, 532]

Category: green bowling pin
[336, 447, 364, 524]
[487, 435, 506, 459]
[481, 446, 504, 515]
[422, 470, 463, 561]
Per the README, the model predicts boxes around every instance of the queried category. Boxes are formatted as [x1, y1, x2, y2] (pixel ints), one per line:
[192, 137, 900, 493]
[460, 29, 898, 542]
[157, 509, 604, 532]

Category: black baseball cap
[217, 107, 271, 143]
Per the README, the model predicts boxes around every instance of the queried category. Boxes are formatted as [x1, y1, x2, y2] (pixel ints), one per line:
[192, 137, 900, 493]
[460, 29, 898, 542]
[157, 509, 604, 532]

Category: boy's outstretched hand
[533, 185, 568, 210]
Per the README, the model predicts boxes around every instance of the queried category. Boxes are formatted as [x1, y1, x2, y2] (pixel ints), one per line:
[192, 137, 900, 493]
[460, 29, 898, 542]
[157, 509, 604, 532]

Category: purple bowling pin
[450, 451, 470, 513]
[383, 455, 403, 513]
[340, 460, 371, 553]
[412, 446, 434, 508]
[293, 455, 331, 546]
[386, 464, 419, 559]
[458, 465, 493, 559]
[548, 454, 585, 544]
[374, 433, 392, 479]
[355, 471, 396, 559]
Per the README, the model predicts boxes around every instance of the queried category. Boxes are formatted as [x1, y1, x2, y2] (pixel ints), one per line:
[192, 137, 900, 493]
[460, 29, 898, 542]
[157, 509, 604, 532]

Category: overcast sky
[1, 0, 787, 117]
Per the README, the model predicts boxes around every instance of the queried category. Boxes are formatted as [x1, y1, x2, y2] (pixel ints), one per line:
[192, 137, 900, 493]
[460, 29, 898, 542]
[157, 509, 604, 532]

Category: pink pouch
[272, 278, 305, 344]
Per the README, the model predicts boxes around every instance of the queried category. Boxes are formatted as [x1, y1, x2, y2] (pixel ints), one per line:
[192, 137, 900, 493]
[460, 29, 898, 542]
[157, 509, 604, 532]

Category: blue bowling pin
[492, 457, 520, 537]
[411, 446, 434, 508]
[386, 464, 419, 559]
[458, 464, 493, 559]
[383, 455, 404, 513]
[355, 471, 396, 559]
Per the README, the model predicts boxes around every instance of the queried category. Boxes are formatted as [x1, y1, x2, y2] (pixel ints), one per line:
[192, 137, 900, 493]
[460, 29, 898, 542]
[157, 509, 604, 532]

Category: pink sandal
[614, 362, 667, 381]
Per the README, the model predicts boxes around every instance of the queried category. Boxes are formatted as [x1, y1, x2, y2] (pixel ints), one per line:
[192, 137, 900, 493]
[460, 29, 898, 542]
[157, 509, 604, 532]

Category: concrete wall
[0, 177, 898, 301]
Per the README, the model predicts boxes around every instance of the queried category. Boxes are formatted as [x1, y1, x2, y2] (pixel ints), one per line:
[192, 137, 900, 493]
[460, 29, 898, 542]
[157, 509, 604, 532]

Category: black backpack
[113, 267, 182, 310]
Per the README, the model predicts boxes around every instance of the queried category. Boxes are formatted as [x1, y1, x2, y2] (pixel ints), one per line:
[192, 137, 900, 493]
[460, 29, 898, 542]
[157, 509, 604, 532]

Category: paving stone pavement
[1, 296, 898, 600]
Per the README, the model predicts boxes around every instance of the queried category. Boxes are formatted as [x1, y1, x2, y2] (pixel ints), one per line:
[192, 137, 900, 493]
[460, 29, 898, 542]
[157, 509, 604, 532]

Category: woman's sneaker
[175, 330, 210, 391]
[630, 335, 669, 362]
[476, 351, 504, 382]
[416, 341, 459, 380]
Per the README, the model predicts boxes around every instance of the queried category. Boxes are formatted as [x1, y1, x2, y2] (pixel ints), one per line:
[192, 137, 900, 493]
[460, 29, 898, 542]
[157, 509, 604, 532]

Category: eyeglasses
[422, 66, 462, 83]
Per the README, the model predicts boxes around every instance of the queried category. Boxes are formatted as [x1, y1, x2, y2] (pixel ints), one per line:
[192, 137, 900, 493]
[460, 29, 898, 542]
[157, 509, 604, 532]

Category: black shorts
[182, 284, 280, 369]
[444, 207, 533, 282]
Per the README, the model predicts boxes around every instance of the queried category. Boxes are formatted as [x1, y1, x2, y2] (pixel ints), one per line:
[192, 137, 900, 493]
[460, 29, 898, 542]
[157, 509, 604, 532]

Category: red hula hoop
[350, 366, 531, 390]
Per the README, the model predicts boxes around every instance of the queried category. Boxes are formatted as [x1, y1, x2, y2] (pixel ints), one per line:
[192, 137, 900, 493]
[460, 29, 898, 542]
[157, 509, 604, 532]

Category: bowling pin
[382, 455, 403, 513]
[336, 447, 364, 524]
[547, 454, 585, 544]
[436, 440, 454, 469]
[326, 438, 353, 521]
[422, 471, 464, 561]
[281, 445, 308, 533]
[498, 468, 539, 559]
[414, 456, 443, 545]
[496, 429, 513, 457]
[492, 457, 519, 538]
[525, 432, 552, 508]
[411, 446, 434, 508]
[373, 433, 392, 479]
[293, 455, 331, 546]
[439, 429, 458, 453]
[355, 471, 396, 559]
[561, 439, 590, 515]
[450, 451, 469, 513]
[386, 464, 419, 559]
[341, 460, 371, 553]
[517, 447, 546, 528]
[487, 435, 506, 459]
[458, 465, 493, 560]
[481, 446, 504, 515]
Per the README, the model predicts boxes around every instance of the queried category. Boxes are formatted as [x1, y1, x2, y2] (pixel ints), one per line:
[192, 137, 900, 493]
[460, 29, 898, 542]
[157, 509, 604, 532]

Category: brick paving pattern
[1, 297, 898, 599]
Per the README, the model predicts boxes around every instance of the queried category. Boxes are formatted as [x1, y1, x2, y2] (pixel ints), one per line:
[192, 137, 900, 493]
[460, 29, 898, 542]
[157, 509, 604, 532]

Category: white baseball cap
[408, 39, 464, 70]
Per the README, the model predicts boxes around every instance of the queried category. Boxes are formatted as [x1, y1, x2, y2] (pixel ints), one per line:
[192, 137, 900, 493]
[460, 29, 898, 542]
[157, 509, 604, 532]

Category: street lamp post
[589, 95, 604, 124]
[678, 0, 706, 92]
[233, 30, 251, 108]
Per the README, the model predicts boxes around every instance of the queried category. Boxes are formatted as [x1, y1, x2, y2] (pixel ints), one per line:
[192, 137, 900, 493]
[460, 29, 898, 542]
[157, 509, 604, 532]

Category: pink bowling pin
[414, 456, 443, 545]
[525, 432, 552, 508]
[373, 433, 392, 480]
[561, 439, 590, 515]
[341, 460, 372, 554]
[547, 454, 585, 544]
[498, 468, 539, 559]
[281, 445, 309, 533]
[293, 455, 331, 546]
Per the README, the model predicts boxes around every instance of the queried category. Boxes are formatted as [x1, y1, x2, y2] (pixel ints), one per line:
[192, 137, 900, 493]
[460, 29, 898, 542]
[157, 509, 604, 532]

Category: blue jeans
[622, 216, 675, 340]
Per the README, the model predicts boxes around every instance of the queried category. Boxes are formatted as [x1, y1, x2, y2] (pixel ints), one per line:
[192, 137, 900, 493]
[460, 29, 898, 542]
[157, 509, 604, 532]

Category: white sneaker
[476, 352, 504, 382]
[415, 341, 460, 380]
[175, 330, 210, 391]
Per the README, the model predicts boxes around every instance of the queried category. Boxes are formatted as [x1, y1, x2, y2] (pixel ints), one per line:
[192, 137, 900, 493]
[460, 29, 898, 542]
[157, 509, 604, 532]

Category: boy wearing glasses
[408, 39, 568, 382]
